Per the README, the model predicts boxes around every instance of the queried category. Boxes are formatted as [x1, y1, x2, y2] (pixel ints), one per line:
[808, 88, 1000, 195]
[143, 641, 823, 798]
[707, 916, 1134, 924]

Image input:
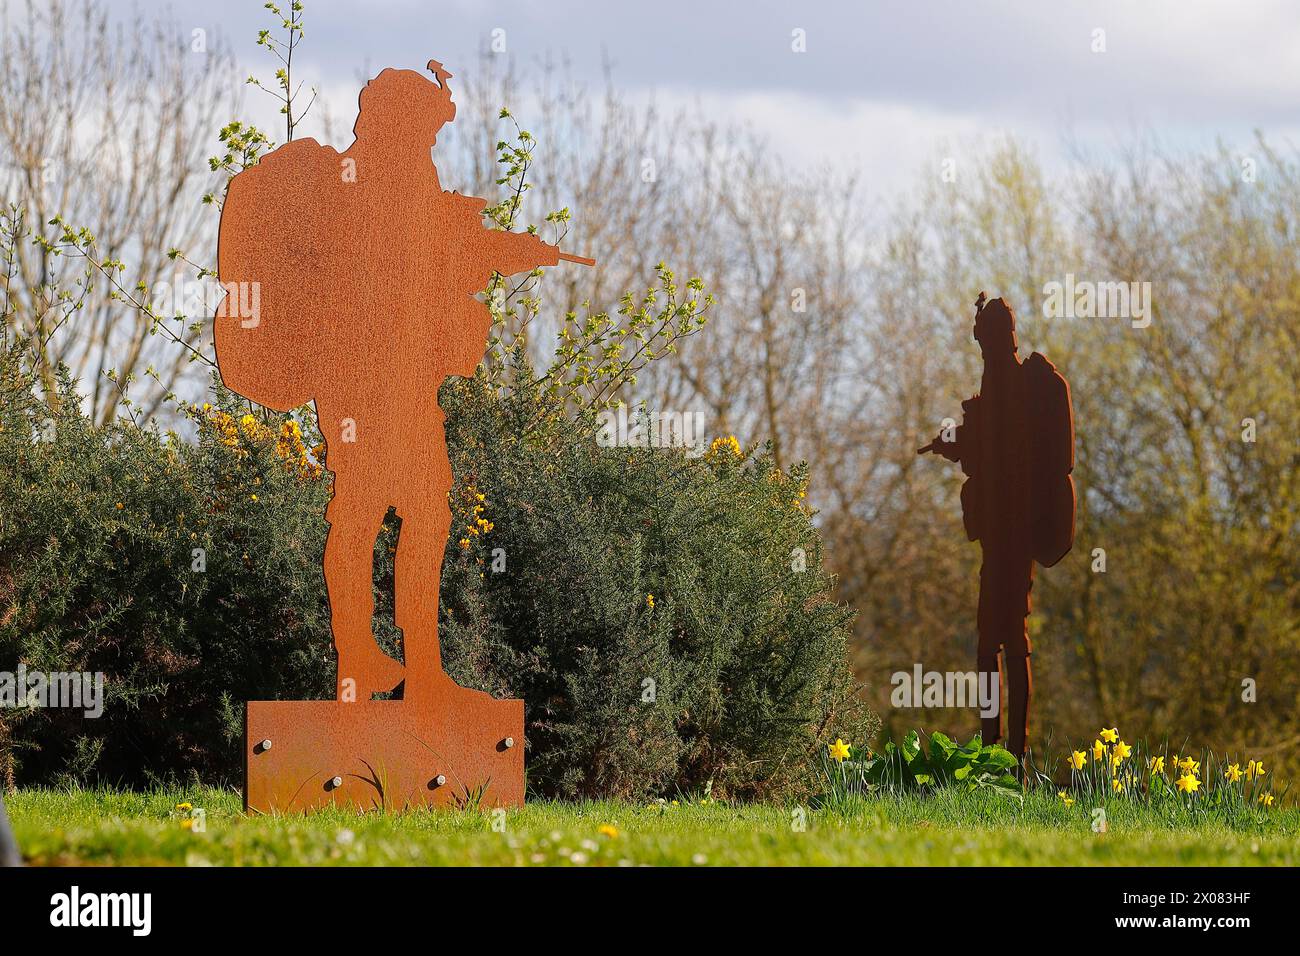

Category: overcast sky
[149, 0, 1300, 196]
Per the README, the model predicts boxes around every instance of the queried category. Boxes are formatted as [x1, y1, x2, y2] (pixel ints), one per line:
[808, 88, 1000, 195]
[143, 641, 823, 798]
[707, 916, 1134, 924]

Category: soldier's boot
[977, 652, 1002, 746]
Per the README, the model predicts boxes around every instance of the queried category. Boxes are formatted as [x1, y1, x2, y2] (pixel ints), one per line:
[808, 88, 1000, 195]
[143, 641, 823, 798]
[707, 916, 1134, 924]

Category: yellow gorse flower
[708, 435, 742, 458]
[200, 408, 323, 481]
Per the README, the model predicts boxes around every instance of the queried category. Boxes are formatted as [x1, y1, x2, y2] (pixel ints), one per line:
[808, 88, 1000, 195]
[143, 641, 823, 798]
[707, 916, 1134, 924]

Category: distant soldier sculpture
[918, 295, 1075, 765]
[214, 60, 592, 812]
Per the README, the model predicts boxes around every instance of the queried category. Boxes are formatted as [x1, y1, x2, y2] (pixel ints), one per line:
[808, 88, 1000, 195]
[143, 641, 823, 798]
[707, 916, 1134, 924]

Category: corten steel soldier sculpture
[918, 295, 1075, 765]
[214, 61, 592, 812]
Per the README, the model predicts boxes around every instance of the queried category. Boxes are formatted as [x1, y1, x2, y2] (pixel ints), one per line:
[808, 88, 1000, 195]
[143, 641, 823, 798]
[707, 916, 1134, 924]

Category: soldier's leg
[976, 560, 1003, 746]
[324, 485, 404, 699]
[1002, 558, 1036, 761]
[390, 476, 457, 697]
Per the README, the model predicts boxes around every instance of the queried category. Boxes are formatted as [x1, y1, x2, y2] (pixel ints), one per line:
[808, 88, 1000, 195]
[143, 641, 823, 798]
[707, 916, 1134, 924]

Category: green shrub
[0, 350, 335, 787]
[0, 349, 874, 796]
[441, 377, 876, 799]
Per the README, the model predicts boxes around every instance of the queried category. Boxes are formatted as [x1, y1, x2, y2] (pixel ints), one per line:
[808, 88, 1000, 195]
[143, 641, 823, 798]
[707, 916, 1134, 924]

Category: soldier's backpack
[213, 138, 341, 412]
[1024, 351, 1075, 567]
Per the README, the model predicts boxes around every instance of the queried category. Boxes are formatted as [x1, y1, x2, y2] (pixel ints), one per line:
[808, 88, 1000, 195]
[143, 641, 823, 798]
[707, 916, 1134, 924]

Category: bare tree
[0, 0, 239, 422]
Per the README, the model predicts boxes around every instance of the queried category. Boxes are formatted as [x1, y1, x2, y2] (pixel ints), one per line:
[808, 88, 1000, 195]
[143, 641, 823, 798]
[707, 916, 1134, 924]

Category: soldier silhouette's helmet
[354, 60, 457, 148]
[973, 296, 1018, 354]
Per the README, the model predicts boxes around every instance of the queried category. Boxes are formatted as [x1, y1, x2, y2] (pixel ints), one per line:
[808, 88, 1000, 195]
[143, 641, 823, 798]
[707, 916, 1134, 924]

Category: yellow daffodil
[1246, 760, 1265, 779]
[1100, 727, 1119, 744]
[1175, 773, 1201, 794]
[1091, 739, 1106, 761]
[1113, 740, 1132, 762]
[828, 738, 852, 763]
[1148, 755, 1165, 774]
[1258, 793, 1274, 807]
[1224, 763, 1243, 783]
[1057, 790, 1075, 807]
[1178, 757, 1200, 775]
[1111, 778, 1125, 793]
[1068, 750, 1087, 771]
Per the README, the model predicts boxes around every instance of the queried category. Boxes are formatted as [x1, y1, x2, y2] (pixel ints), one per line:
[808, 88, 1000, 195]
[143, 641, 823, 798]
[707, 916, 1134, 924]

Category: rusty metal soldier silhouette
[919, 295, 1075, 764]
[214, 59, 590, 773]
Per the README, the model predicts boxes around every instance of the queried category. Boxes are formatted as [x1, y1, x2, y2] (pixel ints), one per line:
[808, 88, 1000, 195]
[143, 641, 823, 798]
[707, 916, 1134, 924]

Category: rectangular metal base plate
[245, 688, 524, 813]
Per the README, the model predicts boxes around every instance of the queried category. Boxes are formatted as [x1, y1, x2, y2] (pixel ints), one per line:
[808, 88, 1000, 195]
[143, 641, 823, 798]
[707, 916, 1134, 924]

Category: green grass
[7, 786, 1297, 866]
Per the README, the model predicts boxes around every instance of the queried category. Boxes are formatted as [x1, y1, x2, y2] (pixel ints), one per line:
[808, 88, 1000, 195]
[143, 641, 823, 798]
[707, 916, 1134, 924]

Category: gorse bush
[0, 351, 335, 787]
[0, 348, 874, 796]
[441, 378, 876, 799]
